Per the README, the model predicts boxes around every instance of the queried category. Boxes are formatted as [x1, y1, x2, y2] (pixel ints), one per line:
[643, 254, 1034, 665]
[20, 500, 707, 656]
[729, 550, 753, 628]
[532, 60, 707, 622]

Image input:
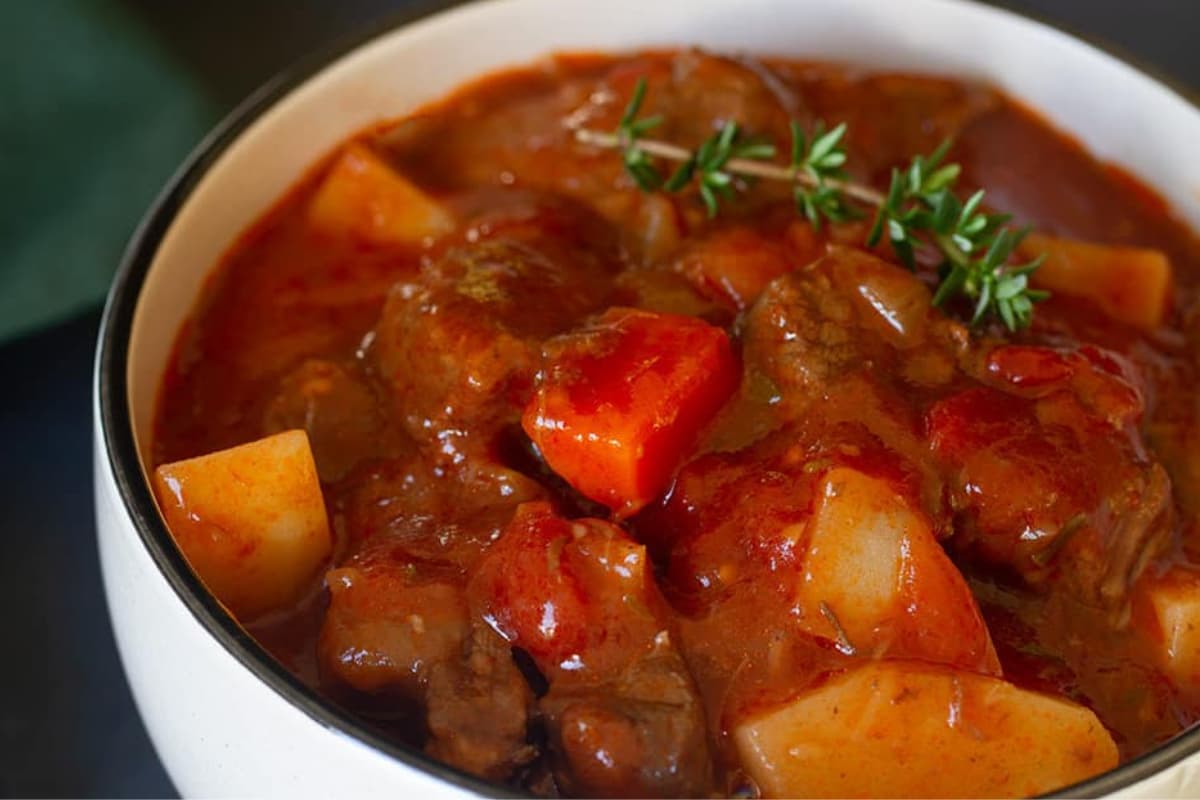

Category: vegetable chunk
[1022, 232, 1171, 330]
[308, 142, 455, 246]
[523, 307, 738, 516]
[796, 468, 999, 673]
[1136, 566, 1200, 687]
[153, 430, 332, 620]
[734, 661, 1118, 799]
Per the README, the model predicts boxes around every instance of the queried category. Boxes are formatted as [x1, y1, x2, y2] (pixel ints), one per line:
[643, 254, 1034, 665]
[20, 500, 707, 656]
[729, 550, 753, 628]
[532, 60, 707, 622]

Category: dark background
[1, 1, 1198, 796]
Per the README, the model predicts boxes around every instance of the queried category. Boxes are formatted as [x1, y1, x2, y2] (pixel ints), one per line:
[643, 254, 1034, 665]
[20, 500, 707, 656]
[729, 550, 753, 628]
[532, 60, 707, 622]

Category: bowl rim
[94, 1, 1200, 797]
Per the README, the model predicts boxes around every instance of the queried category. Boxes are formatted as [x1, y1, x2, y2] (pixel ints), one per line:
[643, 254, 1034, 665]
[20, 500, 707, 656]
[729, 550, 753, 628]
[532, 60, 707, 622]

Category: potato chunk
[734, 661, 1117, 798]
[1137, 566, 1200, 686]
[1023, 232, 1171, 330]
[795, 468, 998, 673]
[308, 143, 454, 246]
[153, 430, 333, 620]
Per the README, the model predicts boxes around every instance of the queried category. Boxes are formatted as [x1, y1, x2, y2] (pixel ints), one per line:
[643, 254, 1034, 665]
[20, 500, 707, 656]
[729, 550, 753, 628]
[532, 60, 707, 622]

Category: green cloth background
[1, 0, 216, 343]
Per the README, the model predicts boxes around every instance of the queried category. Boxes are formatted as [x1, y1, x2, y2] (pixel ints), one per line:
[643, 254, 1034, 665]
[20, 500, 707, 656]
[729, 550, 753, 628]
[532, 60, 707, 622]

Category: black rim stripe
[96, 1, 1200, 797]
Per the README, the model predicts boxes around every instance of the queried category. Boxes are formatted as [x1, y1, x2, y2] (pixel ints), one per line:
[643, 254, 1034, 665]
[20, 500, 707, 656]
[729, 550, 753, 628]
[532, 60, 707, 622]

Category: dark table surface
[2, 1, 1199, 796]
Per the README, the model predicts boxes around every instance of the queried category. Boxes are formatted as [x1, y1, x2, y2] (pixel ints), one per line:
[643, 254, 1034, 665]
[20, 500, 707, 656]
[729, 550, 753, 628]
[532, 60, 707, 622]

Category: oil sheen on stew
[152, 51, 1200, 798]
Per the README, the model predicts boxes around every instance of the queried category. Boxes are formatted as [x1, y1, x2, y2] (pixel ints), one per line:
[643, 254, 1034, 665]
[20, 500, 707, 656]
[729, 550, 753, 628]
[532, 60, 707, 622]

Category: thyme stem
[573, 127, 886, 206]
[571, 75, 1048, 331]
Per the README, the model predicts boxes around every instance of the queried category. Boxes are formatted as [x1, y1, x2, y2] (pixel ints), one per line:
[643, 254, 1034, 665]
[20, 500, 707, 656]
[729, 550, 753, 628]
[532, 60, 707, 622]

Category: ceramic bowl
[93, 0, 1200, 796]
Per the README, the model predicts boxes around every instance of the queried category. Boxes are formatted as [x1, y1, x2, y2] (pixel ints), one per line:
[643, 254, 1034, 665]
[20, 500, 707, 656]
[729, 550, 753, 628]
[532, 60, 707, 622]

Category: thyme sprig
[789, 121, 859, 229]
[576, 77, 1048, 331]
[662, 121, 777, 216]
[615, 78, 666, 191]
[868, 144, 1049, 329]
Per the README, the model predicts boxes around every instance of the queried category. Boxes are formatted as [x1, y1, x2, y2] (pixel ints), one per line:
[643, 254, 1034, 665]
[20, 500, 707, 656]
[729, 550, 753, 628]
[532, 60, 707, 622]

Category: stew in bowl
[129, 35, 1200, 800]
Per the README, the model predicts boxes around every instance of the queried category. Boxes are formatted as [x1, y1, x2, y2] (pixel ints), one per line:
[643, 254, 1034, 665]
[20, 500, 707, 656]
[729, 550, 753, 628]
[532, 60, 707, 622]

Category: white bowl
[93, 0, 1200, 796]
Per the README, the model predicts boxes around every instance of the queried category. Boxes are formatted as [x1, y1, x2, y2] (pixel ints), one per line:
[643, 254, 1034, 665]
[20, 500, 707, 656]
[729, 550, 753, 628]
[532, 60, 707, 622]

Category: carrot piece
[1022, 232, 1171, 330]
[523, 308, 738, 516]
[308, 142, 455, 247]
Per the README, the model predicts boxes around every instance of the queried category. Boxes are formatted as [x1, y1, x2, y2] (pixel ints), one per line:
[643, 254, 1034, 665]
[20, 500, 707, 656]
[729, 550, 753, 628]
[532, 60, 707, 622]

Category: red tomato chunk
[469, 501, 672, 677]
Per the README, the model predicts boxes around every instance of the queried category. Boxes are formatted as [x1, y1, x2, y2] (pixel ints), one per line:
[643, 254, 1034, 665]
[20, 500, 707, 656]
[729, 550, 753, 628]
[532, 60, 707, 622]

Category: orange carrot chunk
[523, 307, 738, 516]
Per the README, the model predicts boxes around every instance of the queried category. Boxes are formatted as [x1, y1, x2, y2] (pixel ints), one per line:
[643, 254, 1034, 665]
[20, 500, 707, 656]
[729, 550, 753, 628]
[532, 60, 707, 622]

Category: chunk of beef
[573, 51, 800, 165]
[929, 345, 1173, 613]
[744, 260, 863, 397]
[319, 554, 469, 696]
[467, 503, 713, 794]
[557, 52, 803, 231]
[658, 50, 799, 149]
[262, 359, 397, 482]
[539, 645, 712, 798]
[729, 247, 974, 528]
[425, 627, 536, 782]
[672, 224, 821, 312]
[373, 194, 617, 463]
[334, 451, 544, 563]
[321, 539, 539, 782]
[799, 70, 1000, 183]
[320, 451, 544, 693]
[742, 247, 964, 417]
[469, 502, 671, 677]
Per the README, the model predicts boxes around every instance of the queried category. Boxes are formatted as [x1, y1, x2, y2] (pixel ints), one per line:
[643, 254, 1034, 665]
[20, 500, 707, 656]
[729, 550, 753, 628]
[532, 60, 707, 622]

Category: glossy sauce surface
[155, 51, 1200, 797]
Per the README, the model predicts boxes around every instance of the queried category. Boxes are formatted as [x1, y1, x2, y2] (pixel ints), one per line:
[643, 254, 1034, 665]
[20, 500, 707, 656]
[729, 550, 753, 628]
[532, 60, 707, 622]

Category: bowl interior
[105, 0, 1200, 795]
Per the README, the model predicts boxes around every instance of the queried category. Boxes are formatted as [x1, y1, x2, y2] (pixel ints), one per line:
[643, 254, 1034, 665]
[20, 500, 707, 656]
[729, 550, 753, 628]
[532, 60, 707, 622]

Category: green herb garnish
[664, 121, 777, 217]
[615, 77, 665, 191]
[789, 120, 858, 229]
[574, 77, 1048, 331]
[870, 144, 1048, 329]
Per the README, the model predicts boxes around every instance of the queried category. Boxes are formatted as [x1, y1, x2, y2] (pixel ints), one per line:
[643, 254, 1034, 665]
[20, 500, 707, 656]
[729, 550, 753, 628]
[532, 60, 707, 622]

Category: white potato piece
[735, 660, 1118, 799]
[1137, 566, 1200, 685]
[1021, 232, 1171, 330]
[153, 430, 333, 620]
[308, 142, 455, 246]
[795, 468, 998, 673]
